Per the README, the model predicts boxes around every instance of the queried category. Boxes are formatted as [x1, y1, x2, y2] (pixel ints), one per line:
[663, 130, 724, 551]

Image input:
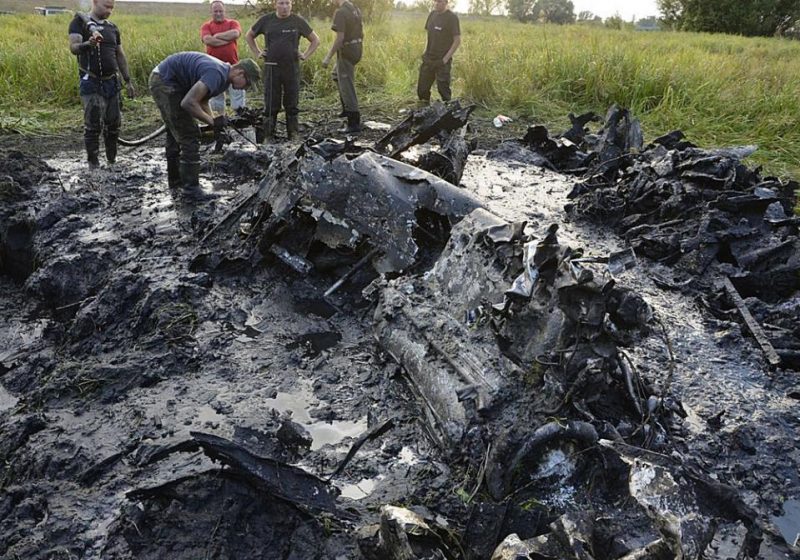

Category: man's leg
[283, 60, 300, 139]
[417, 59, 436, 104]
[229, 84, 246, 111]
[435, 60, 453, 102]
[336, 56, 360, 133]
[151, 73, 199, 190]
[81, 91, 104, 168]
[103, 83, 122, 164]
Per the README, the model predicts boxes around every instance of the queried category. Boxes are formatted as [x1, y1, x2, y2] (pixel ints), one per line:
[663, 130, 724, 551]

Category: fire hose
[118, 107, 266, 148]
[118, 125, 166, 147]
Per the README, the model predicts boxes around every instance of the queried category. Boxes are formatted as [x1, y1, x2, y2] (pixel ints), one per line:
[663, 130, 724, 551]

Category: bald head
[210, 0, 226, 22]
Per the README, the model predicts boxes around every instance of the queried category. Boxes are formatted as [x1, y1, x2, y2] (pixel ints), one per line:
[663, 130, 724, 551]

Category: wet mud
[1, 108, 799, 559]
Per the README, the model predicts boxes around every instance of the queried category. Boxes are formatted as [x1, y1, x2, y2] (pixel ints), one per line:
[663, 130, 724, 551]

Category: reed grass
[2, 12, 800, 179]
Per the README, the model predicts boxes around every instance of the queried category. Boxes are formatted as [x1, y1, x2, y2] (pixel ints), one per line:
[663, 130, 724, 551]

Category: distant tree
[536, 0, 575, 23]
[657, 0, 683, 29]
[506, 0, 535, 22]
[636, 15, 659, 27]
[577, 10, 595, 21]
[656, 0, 800, 36]
[257, 0, 393, 21]
[469, 0, 503, 15]
[604, 13, 624, 29]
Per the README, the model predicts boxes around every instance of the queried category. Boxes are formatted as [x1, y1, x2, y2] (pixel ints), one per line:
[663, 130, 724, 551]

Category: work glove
[213, 115, 228, 134]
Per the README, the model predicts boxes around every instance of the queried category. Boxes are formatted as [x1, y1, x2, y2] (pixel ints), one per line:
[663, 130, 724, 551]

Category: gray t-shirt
[156, 52, 230, 98]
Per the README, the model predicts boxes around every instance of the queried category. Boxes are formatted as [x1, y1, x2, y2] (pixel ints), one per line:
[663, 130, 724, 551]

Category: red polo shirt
[200, 18, 242, 64]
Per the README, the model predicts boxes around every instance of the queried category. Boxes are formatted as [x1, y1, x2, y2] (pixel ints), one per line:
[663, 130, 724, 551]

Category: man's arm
[69, 31, 101, 55]
[321, 30, 344, 67]
[214, 29, 240, 42]
[300, 31, 321, 61]
[180, 81, 215, 126]
[443, 34, 460, 63]
[116, 44, 136, 97]
[203, 34, 229, 47]
[245, 29, 263, 58]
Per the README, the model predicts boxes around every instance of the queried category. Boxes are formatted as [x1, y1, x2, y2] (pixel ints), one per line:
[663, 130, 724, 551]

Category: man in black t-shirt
[68, 0, 135, 167]
[417, 0, 460, 104]
[321, 0, 363, 134]
[246, 0, 320, 140]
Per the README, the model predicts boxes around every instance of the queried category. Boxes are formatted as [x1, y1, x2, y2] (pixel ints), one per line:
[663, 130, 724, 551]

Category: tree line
[257, 0, 800, 37]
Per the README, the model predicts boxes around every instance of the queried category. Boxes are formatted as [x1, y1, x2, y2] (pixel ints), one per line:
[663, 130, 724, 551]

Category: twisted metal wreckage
[3, 101, 796, 558]
[134, 101, 799, 558]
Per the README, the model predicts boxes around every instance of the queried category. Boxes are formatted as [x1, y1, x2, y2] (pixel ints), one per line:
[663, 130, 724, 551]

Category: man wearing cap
[149, 52, 260, 196]
[68, 0, 136, 168]
[321, 0, 363, 134]
[245, 0, 320, 141]
[201, 0, 246, 116]
[417, 0, 460, 104]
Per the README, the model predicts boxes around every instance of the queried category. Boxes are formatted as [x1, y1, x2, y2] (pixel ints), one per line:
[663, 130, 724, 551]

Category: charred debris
[1, 100, 798, 559]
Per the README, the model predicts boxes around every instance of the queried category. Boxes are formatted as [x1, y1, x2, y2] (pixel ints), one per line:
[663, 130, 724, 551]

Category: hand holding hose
[88, 30, 103, 46]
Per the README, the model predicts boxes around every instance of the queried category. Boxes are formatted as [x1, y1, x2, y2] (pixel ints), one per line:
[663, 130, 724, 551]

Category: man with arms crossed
[201, 1, 245, 116]
[417, 0, 460, 104]
[246, 0, 320, 140]
[68, 0, 135, 168]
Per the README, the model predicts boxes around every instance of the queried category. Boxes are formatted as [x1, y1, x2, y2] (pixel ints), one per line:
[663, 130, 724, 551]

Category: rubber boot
[286, 115, 299, 140]
[179, 162, 217, 202]
[104, 132, 118, 164]
[179, 161, 202, 199]
[85, 138, 100, 168]
[341, 111, 361, 134]
[166, 157, 181, 188]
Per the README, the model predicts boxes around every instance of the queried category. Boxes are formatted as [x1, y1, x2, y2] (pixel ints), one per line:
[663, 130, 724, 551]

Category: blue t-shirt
[156, 52, 230, 98]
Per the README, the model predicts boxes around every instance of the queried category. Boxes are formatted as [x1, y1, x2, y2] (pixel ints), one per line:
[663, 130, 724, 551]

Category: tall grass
[2, 11, 800, 178]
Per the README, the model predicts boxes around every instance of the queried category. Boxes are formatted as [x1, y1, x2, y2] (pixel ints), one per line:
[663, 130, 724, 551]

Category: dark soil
[1, 109, 798, 560]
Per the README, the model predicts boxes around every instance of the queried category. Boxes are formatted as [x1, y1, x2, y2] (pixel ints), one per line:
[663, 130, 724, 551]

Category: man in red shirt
[200, 0, 245, 115]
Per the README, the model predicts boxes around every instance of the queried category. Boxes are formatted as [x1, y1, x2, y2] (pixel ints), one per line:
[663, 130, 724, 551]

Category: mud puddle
[1, 109, 799, 559]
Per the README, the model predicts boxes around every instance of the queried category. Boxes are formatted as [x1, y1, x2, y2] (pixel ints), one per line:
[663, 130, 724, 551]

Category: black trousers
[417, 58, 452, 102]
[264, 60, 300, 119]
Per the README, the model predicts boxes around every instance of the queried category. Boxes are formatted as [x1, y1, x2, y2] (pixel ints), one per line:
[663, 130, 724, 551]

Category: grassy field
[2, 3, 800, 181]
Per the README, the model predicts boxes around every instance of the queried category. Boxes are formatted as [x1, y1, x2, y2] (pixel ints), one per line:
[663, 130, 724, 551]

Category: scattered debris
[0, 104, 797, 559]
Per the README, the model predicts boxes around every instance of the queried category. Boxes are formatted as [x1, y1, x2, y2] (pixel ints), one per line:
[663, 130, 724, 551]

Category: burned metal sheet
[134, 431, 342, 516]
[374, 100, 474, 159]
[298, 150, 485, 273]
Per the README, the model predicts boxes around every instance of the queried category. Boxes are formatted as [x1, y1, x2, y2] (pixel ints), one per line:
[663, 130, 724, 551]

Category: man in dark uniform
[245, 0, 320, 140]
[321, 0, 363, 134]
[68, 0, 135, 168]
[417, 0, 460, 104]
[148, 52, 260, 195]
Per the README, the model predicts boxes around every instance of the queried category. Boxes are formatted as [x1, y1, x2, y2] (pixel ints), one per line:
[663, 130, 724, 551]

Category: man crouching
[149, 52, 260, 197]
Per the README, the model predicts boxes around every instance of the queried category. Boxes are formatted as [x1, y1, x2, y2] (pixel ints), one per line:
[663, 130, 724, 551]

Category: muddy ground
[1, 111, 799, 560]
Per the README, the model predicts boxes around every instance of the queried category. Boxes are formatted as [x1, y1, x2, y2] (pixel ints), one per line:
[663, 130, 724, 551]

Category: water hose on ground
[118, 125, 166, 147]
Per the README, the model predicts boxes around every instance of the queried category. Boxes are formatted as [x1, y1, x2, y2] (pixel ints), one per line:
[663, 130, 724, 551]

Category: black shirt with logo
[423, 9, 460, 61]
[250, 13, 313, 64]
[332, 0, 363, 43]
[332, 1, 363, 63]
[68, 13, 121, 79]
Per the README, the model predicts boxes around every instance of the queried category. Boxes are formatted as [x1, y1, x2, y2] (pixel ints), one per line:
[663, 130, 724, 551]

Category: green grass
[2, 10, 800, 180]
